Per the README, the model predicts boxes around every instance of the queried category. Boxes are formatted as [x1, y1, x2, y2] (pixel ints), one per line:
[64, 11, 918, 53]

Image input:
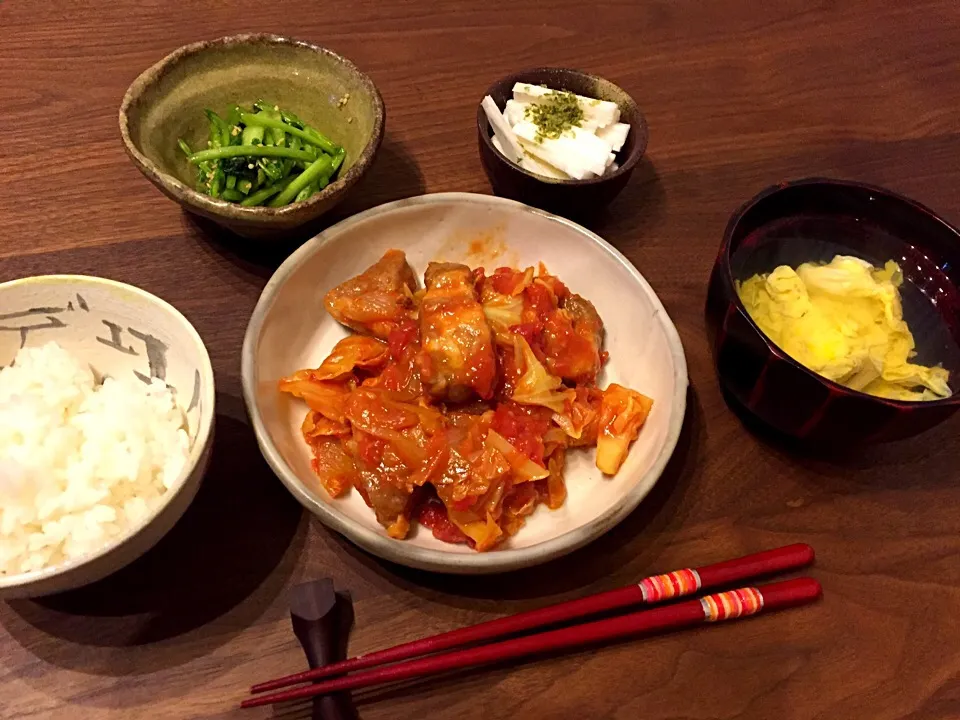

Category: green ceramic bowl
[119, 34, 385, 239]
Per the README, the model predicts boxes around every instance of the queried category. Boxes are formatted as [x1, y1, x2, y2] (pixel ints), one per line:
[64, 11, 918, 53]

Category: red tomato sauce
[416, 497, 470, 545]
[388, 319, 419, 360]
[492, 402, 551, 466]
[490, 267, 525, 295]
[524, 282, 555, 319]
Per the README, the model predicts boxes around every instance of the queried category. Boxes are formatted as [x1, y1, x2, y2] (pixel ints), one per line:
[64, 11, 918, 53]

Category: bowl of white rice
[0, 275, 215, 598]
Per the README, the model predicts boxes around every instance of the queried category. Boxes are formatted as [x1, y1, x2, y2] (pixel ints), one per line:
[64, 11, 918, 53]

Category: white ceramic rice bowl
[243, 193, 687, 574]
[0, 275, 216, 598]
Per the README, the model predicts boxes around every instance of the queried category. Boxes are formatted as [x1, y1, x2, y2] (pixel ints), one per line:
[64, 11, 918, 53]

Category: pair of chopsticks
[242, 543, 819, 709]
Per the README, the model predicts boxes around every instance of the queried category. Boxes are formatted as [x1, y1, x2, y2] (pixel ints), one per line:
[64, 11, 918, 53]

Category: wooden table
[3, 1, 960, 718]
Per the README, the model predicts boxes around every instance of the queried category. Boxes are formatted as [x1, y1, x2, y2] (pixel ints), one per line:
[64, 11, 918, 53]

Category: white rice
[0, 342, 190, 576]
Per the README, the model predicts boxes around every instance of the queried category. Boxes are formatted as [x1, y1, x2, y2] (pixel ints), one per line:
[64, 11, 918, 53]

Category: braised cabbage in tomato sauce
[279, 250, 654, 551]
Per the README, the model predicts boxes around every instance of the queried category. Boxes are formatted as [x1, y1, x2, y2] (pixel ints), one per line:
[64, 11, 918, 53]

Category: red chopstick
[241, 577, 821, 709]
[250, 544, 814, 695]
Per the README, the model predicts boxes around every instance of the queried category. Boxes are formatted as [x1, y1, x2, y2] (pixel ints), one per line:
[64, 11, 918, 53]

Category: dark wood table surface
[3, 1, 960, 718]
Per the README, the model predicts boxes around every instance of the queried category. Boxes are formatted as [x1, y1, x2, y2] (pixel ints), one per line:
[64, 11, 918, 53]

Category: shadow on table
[1, 407, 306, 674]
[266, 638, 639, 720]
[585, 157, 667, 247]
[328, 384, 704, 610]
[720, 384, 960, 491]
[266, 626, 677, 719]
[182, 133, 426, 274]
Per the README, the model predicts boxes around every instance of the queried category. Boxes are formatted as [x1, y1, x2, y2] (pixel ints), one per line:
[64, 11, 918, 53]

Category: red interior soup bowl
[706, 178, 960, 443]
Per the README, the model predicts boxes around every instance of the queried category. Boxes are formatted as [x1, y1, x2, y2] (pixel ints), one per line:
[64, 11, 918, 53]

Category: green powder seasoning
[524, 91, 584, 142]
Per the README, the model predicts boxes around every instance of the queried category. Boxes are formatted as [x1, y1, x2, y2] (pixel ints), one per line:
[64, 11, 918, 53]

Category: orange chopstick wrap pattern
[700, 587, 764, 622]
[638, 568, 701, 602]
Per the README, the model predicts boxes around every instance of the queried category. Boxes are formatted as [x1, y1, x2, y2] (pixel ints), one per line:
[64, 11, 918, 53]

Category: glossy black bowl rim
[476, 67, 649, 186]
[719, 176, 960, 408]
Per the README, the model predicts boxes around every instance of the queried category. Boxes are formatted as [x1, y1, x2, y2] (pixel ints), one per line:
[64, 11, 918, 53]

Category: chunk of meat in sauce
[541, 294, 605, 384]
[563, 294, 604, 348]
[481, 268, 602, 384]
[501, 482, 540, 536]
[324, 250, 418, 340]
[310, 437, 360, 498]
[418, 262, 497, 403]
[348, 429, 416, 538]
[540, 295, 603, 383]
[425, 411, 497, 511]
[354, 469, 413, 538]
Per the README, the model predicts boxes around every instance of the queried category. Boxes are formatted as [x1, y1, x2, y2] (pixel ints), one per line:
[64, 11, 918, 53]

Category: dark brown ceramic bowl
[477, 68, 648, 217]
[706, 178, 960, 444]
[120, 34, 385, 239]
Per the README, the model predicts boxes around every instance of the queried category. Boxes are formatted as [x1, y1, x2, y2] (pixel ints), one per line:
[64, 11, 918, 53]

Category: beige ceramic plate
[242, 193, 687, 573]
[0, 276, 216, 598]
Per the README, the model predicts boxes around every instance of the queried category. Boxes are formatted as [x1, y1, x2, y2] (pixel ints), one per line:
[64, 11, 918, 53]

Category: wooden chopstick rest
[289, 579, 358, 720]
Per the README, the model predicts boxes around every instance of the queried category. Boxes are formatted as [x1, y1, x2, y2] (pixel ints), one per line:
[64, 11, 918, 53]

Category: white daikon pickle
[513, 122, 610, 179]
[597, 122, 630, 152]
[491, 136, 569, 180]
[504, 99, 528, 128]
[512, 82, 620, 127]
[481, 95, 523, 163]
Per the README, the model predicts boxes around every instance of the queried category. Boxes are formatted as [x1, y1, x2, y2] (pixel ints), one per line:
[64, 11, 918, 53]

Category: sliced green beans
[177, 102, 345, 207]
